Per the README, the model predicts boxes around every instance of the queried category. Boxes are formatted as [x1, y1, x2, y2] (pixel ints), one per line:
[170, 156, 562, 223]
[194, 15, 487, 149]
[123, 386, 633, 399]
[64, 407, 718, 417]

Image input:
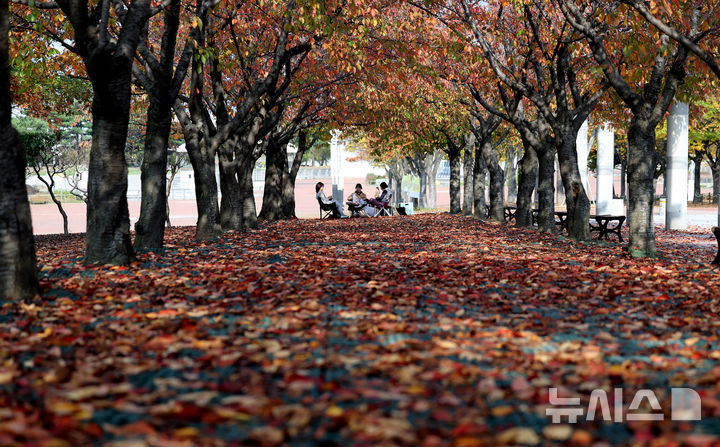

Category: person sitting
[316, 182, 347, 218]
[367, 182, 392, 211]
[346, 183, 368, 217]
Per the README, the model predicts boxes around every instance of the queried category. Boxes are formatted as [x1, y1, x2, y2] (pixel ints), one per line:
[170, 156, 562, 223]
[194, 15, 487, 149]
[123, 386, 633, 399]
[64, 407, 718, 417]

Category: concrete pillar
[330, 131, 344, 204]
[687, 161, 694, 202]
[576, 119, 590, 199]
[666, 101, 689, 230]
[596, 124, 614, 215]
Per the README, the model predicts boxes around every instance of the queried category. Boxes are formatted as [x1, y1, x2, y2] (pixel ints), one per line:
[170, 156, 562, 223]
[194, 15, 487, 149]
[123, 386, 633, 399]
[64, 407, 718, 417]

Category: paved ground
[29, 178, 718, 235]
[29, 178, 452, 235]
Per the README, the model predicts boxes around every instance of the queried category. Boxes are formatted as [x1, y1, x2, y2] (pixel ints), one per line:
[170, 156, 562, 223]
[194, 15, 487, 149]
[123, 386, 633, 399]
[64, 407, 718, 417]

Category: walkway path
[5, 214, 718, 445]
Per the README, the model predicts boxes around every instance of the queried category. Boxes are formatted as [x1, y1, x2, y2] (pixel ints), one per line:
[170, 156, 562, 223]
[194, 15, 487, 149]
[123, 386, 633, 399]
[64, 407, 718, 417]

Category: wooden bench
[531, 209, 567, 232]
[504, 206, 516, 222]
[589, 215, 625, 242]
[555, 211, 568, 233]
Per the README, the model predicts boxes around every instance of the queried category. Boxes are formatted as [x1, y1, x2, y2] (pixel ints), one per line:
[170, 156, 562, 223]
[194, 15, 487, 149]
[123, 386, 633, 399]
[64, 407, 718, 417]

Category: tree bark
[536, 146, 556, 233]
[280, 130, 309, 219]
[712, 164, 719, 204]
[166, 167, 179, 228]
[419, 172, 428, 208]
[448, 146, 462, 214]
[84, 89, 135, 264]
[135, 99, 172, 248]
[620, 157, 626, 199]
[480, 140, 505, 221]
[506, 145, 518, 203]
[238, 157, 258, 229]
[427, 167, 438, 209]
[33, 167, 69, 234]
[692, 154, 702, 203]
[0, 0, 38, 299]
[218, 147, 243, 231]
[185, 137, 222, 240]
[472, 142, 487, 219]
[515, 143, 538, 228]
[556, 129, 591, 240]
[426, 150, 442, 209]
[134, 0, 180, 251]
[258, 137, 287, 220]
[49, 190, 68, 235]
[462, 137, 474, 215]
[627, 119, 658, 257]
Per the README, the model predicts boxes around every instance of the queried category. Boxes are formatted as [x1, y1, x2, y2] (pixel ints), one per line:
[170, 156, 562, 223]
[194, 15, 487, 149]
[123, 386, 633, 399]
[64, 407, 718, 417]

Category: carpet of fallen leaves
[2, 213, 720, 446]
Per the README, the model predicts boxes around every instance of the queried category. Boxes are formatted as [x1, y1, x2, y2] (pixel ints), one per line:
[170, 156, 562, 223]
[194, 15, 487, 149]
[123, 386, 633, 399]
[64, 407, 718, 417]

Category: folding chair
[318, 198, 334, 219]
[372, 192, 394, 217]
[377, 202, 394, 217]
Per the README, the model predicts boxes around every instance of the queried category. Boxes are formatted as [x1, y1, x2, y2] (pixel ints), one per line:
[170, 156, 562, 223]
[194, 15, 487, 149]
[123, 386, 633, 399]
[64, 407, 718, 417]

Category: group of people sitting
[315, 182, 393, 218]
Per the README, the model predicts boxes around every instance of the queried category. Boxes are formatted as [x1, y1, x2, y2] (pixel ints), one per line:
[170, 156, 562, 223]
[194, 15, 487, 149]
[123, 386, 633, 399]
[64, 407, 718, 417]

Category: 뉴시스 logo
[546, 388, 702, 423]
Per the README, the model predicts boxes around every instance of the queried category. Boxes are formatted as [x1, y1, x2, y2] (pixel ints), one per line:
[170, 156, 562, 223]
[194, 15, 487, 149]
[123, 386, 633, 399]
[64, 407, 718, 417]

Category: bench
[589, 215, 625, 242]
[504, 206, 516, 222]
[713, 227, 720, 264]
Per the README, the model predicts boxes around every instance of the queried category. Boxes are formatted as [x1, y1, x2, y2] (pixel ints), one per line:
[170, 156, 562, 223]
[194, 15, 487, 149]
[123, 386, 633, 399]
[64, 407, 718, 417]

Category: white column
[576, 119, 590, 198]
[330, 131, 345, 204]
[596, 124, 614, 215]
[666, 101, 689, 230]
[687, 161, 695, 202]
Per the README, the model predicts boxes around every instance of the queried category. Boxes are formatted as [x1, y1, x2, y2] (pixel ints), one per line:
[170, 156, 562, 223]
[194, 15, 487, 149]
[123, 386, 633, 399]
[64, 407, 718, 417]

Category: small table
[590, 215, 626, 242]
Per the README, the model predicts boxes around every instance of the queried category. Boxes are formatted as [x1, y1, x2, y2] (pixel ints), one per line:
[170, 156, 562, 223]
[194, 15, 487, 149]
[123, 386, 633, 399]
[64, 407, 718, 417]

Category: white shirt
[378, 189, 392, 203]
[317, 190, 333, 204]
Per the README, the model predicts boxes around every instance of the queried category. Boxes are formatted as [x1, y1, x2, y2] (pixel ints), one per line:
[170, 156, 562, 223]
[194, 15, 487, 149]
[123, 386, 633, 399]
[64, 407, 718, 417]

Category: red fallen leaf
[116, 420, 156, 436]
[11, 213, 720, 446]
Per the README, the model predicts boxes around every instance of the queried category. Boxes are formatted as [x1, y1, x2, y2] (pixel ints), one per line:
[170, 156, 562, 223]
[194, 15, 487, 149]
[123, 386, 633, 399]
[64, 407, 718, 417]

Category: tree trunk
[50, 190, 69, 235]
[280, 171, 296, 218]
[627, 119, 657, 257]
[238, 157, 258, 229]
[394, 175, 403, 206]
[620, 158, 626, 199]
[0, 3, 38, 298]
[481, 140, 505, 222]
[166, 169, 178, 228]
[419, 172, 428, 208]
[711, 162, 719, 204]
[218, 149, 243, 230]
[185, 137, 221, 240]
[515, 143, 537, 228]
[280, 130, 309, 219]
[427, 167, 438, 209]
[506, 145, 518, 203]
[34, 170, 69, 234]
[692, 155, 702, 203]
[258, 137, 287, 220]
[462, 138, 474, 215]
[536, 147, 556, 233]
[449, 148, 461, 214]
[134, 98, 171, 249]
[556, 131, 591, 241]
[84, 89, 135, 264]
[555, 157, 565, 205]
[134, 0, 179, 250]
[473, 142, 487, 219]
